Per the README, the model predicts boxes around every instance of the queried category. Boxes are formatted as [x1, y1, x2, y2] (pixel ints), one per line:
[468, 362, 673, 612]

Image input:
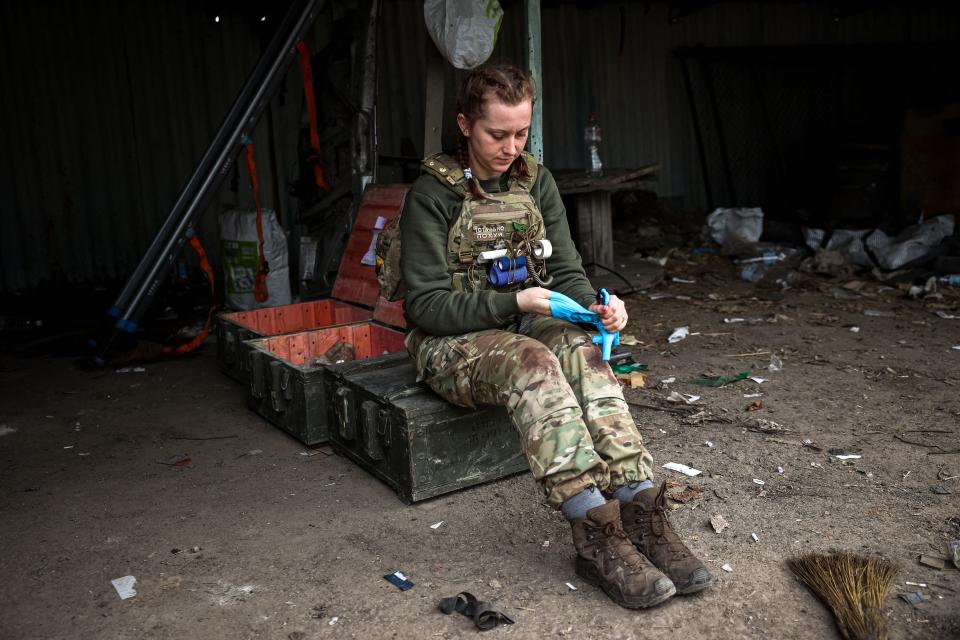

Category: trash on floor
[832, 454, 862, 461]
[721, 563, 733, 572]
[611, 361, 648, 374]
[383, 571, 415, 591]
[691, 371, 749, 387]
[669, 484, 705, 504]
[616, 371, 646, 388]
[948, 540, 960, 569]
[899, 591, 924, 607]
[111, 575, 137, 600]
[431, 521, 444, 529]
[768, 355, 783, 371]
[802, 215, 954, 271]
[710, 514, 729, 534]
[706, 207, 763, 252]
[663, 462, 702, 477]
[668, 326, 690, 343]
[751, 533, 759, 542]
[565, 582, 577, 591]
[666, 391, 700, 404]
[439, 591, 515, 631]
[747, 418, 789, 434]
[918, 555, 945, 570]
[157, 454, 191, 467]
[0, 425, 15, 437]
[115, 367, 146, 373]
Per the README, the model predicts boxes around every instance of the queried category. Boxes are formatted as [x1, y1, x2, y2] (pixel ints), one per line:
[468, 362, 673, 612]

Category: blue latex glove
[548, 291, 598, 325]
[548, 290, 620, 361]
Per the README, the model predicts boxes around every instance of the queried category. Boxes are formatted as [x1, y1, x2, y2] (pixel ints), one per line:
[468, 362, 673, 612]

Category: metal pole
[524, 0, 543, 163]
[109, 0, 322, 332]
[679, 53, 714, 212]
[353, 0, 379, 192]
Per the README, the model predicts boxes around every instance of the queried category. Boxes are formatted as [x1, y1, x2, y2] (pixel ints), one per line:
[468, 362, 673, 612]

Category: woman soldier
[400, 63, 712, 609]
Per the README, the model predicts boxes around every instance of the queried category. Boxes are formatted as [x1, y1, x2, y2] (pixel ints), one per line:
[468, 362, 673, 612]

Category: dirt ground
[2, 249, 960, 640]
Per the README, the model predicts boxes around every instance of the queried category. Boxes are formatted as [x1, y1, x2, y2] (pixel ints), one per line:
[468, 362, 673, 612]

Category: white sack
[219, 209, 291, 310]
[707, 207, 764, 251]
[424, 0, 503, 70]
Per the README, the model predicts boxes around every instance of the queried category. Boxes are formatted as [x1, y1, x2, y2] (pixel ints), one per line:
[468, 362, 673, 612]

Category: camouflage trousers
[406, 315, 653, 508]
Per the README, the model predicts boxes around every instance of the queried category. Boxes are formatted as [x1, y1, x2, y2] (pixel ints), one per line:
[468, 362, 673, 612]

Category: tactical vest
[421, 152, 548, 293]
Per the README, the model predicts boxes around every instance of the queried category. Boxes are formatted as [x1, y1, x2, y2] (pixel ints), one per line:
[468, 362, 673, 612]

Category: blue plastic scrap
[384, 571, 415, 591]
[548, 290, 620, 361]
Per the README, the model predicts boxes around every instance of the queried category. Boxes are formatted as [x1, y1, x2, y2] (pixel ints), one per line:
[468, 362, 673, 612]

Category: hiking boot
[620, 482, 714, 594]
[570, 500, 676, 609]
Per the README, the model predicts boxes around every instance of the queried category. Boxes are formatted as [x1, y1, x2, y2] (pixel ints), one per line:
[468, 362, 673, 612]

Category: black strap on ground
[438, 592, 514, 631]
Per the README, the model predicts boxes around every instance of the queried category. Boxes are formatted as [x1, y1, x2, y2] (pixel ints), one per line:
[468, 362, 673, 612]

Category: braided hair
[455, 63, 535, 198]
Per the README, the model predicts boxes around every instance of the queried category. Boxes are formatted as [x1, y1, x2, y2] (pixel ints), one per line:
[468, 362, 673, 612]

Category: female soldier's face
[458, 93, 531, 180]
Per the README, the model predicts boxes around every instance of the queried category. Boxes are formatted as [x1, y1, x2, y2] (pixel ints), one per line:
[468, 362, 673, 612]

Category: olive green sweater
[400, 165, 596, 336]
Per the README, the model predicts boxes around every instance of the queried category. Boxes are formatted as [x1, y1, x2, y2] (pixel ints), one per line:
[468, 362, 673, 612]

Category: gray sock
[613, 479, 655, 504]
[560, 486, 607, 521]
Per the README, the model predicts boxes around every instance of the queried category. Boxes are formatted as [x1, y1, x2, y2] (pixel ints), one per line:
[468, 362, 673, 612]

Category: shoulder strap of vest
[513, 151, 538, 191]
[509, 151, 539, 191]
[421, 153, 468, 198]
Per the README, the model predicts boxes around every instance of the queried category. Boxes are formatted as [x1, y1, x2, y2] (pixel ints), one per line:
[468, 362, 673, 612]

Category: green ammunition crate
[326, 353, 528, 503]
[245, 322, 406, 445]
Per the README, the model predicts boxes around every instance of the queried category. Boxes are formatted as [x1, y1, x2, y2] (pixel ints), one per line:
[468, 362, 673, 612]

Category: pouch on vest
[375, 216, 405, 301]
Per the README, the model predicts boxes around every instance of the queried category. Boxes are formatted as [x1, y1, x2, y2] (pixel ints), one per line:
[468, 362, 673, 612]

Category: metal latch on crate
[269, 361, 292, 412]
[361, 401, 385, 460]
[249, 351, 264, 399]
[335, 386, 355, 440]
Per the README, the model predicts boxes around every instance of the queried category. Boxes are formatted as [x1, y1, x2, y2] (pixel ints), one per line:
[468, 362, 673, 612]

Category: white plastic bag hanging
[423, 0, 503, 70]
[219, 209, 292, 310]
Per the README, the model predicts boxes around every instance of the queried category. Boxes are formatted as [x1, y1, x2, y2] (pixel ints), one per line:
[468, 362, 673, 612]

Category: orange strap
[244, 142, 270, 303]
[295, 41, 329, 192]
[163, 235, 216, 355]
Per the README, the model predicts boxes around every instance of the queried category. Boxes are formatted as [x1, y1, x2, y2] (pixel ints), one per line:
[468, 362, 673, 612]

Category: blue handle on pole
[590, 288, 619, 361]
[548, 290, 620, 361]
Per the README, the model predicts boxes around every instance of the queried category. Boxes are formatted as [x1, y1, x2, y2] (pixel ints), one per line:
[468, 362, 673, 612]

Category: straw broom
[788, 552, 897, 640]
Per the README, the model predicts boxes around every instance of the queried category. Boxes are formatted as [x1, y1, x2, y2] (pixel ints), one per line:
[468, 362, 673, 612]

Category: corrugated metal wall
[378, 1, 960, 206]
[2, 1, 959, 292]
[0, 0, 323, 292]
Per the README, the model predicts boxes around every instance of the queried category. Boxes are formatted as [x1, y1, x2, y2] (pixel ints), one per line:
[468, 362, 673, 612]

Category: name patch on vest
[473, 224, 506, 241]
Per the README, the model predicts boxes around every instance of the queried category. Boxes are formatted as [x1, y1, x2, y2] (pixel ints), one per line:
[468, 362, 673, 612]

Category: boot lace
[637, 484, 688, 560]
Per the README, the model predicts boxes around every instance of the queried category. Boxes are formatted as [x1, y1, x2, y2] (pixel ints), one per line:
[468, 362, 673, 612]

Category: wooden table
[553, 165, 659, 275]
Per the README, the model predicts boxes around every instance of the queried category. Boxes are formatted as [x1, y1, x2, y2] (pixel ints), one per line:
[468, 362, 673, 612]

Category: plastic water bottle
[740, 264, 766, 283]
[584, 113, 603, 176]
[939, 274, 960, 287]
